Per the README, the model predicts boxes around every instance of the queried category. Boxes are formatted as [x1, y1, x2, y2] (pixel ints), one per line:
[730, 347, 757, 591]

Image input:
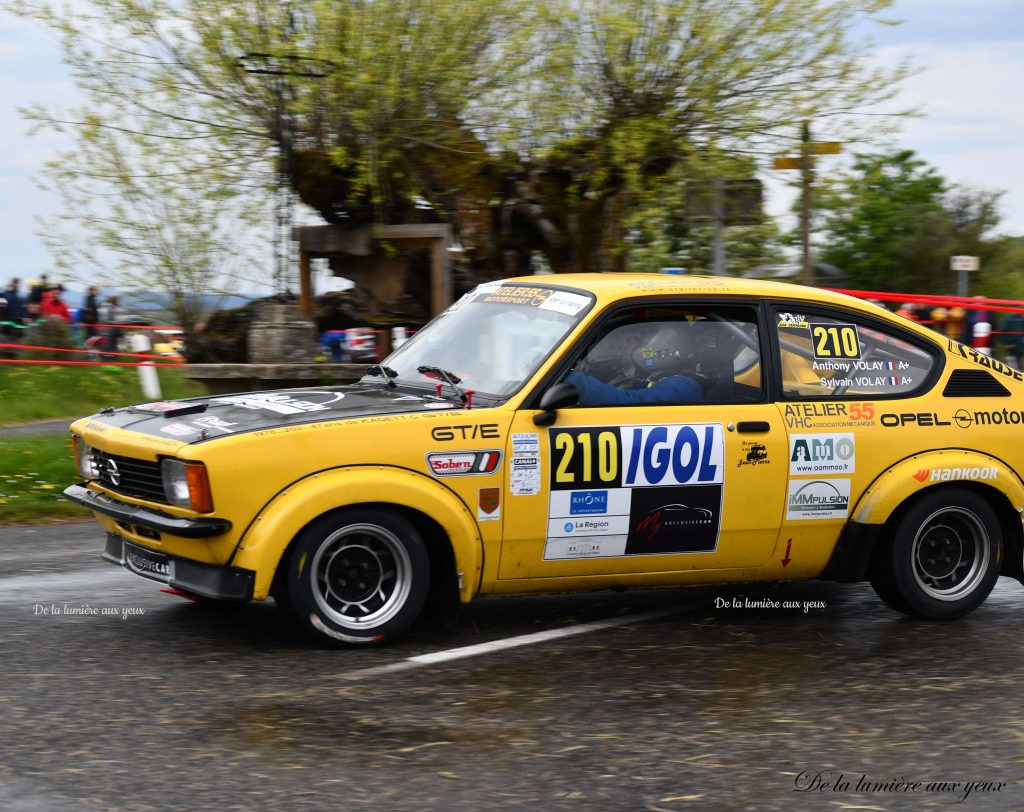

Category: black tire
[867, 549, 912, 615]
[874, 488, 1002, 620]
[283, 508, 430, 645]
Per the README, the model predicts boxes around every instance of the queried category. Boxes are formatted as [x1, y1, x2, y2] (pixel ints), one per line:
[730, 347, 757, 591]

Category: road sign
[772, 157, 802, 170]
[811, 142, 842, 155]
[950, 255, 980, 272]
[686, 179, 763, 226]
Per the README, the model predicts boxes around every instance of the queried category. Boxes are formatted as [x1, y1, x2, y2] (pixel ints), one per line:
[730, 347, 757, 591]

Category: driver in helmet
[564, 321, 702, 406]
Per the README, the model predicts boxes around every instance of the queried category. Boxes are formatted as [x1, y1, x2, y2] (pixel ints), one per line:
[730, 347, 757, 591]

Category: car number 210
[549, 425, 724, 492]
[553, 430, 619, 486]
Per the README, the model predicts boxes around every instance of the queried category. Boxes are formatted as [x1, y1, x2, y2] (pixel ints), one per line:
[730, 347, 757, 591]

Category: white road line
[0, 568, 142, 602]
[343, 606, 681, 680]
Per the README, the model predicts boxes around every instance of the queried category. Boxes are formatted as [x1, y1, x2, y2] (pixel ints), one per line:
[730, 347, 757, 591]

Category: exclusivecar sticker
[544, 423, 724, 559]
[425, 450, 502, 477]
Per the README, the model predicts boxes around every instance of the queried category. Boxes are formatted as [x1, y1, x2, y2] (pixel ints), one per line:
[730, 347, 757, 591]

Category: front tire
[284, 508, 430, 645]
[873, 488, 1001, 620]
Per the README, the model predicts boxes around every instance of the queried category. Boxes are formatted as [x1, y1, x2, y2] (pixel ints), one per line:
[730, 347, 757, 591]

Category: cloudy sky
[1, 0, 1022, 285]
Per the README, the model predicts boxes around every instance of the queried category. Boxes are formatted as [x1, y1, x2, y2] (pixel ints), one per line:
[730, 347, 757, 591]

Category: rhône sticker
[544, 423, 724, 559]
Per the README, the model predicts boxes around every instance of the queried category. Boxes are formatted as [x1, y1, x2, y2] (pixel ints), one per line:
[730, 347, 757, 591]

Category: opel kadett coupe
[65, 275, 1024, 644]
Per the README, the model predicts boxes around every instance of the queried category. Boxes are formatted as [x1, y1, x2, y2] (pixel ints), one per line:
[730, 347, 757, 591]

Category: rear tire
[873, 488, 1001, 619]
[284, 508, 430, 645]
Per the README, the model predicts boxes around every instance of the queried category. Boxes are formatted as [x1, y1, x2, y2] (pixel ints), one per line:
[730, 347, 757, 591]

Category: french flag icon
[885, 361, 897, 371]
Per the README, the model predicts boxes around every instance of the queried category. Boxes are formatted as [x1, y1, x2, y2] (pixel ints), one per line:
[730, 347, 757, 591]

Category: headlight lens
[72, 435, 99, 480]
[161, 459, 214, 513]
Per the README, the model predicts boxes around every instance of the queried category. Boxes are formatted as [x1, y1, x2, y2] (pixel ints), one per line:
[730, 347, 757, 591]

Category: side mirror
[533, 382, 579, 426]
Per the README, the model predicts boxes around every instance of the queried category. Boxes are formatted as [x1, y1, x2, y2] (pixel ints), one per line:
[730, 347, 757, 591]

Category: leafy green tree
[816, 150, 1005, 293]
[12, 0, 911, 284]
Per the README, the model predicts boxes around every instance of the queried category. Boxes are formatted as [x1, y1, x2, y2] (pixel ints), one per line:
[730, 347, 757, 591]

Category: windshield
[373, 284, 593, 399]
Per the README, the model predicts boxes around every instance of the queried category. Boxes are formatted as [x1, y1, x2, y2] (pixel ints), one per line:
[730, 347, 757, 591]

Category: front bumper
[64, 483, 231, 539]
[103, 531, 255, 602]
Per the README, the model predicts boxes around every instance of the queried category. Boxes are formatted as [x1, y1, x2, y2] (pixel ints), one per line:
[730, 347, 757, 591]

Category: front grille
[94, 450, 167, 504]
[943, 369, 1010, 397]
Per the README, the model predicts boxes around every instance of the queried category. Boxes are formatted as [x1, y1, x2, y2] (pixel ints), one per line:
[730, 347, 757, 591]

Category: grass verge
[0, 365, 204, 425]
[0, 435, 90, 524]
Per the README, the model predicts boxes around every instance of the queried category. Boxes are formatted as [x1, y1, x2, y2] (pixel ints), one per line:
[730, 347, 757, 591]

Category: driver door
[498, 302, 789, 583]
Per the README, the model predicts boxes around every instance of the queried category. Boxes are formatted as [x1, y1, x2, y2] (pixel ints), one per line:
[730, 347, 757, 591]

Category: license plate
[124, 541, 174, 582]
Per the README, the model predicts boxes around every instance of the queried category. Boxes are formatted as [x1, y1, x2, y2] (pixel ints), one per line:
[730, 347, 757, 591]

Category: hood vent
[943, 369, 1010, 397]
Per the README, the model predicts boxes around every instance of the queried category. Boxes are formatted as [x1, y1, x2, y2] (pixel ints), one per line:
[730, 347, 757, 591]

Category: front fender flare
[852, 449, 1024, 526]
[232, 466, 482, 602]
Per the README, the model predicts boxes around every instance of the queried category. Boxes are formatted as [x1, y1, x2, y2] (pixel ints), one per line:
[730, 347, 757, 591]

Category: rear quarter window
[773, 307, 939, 399]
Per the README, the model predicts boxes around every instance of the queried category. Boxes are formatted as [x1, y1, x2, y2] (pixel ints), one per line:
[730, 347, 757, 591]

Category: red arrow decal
[913, 469, 929, 482]
[781, 538, 793, 568]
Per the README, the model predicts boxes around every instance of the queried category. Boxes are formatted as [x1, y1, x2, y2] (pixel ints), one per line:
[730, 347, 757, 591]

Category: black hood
[84, 384, 463, 443]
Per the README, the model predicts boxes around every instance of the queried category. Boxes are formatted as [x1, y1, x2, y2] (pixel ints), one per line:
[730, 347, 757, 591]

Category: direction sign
[950, 255, 980, 272]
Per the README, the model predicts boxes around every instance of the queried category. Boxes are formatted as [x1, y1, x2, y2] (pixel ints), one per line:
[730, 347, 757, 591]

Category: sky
[1, 0, 1023, 288]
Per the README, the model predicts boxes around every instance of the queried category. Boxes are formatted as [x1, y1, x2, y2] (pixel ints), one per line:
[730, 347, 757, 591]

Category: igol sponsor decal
[426, 450, 501, 477]
[951, 408, 1024, 429]
[913, 467, 998, 483]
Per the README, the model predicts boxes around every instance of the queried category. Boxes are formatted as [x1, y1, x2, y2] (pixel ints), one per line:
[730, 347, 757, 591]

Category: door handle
[737, 421, 771, 433]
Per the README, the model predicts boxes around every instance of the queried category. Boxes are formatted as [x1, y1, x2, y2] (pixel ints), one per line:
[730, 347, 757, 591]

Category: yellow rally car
[65, 274, 1024, 644]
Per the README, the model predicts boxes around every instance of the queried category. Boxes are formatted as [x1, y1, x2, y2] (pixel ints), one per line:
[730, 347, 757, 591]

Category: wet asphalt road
[1, 523, 1022, 811]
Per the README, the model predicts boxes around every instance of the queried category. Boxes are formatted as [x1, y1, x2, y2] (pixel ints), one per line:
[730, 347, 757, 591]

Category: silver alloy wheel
[911, 506, 991, 602]
[309, 523, 413, 629]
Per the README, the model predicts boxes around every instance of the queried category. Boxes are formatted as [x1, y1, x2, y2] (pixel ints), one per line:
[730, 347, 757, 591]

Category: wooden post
[430, 233, 451, 317]
[298, 247, 313, 318]
[801, 121, 814, 285]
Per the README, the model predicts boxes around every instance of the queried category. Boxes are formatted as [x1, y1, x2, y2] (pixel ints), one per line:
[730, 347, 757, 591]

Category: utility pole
[800, 121, 813, 285]
[238, 11, 326, 297]
[773, 122, 841, 285]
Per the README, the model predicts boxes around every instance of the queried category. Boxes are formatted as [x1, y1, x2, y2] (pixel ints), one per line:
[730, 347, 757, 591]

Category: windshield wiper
[417, 365, 467, 403]
[365, 364, 399, 388]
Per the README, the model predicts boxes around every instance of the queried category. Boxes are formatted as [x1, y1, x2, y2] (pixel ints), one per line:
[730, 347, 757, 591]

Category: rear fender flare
[852, 450, 1024, 526]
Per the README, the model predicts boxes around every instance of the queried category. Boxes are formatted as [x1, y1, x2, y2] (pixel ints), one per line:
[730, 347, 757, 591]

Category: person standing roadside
[82, 285, 101, 338]
[1002, 309, 1024, 370]
[3, 278, 27, 324]
[40, 285, 72, 324]
[98, 294, 122, 352]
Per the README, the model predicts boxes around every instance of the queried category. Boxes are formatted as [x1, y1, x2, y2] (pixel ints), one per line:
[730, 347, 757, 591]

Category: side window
[774, 308, 937, 398]
[564, 304, 762, 406]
